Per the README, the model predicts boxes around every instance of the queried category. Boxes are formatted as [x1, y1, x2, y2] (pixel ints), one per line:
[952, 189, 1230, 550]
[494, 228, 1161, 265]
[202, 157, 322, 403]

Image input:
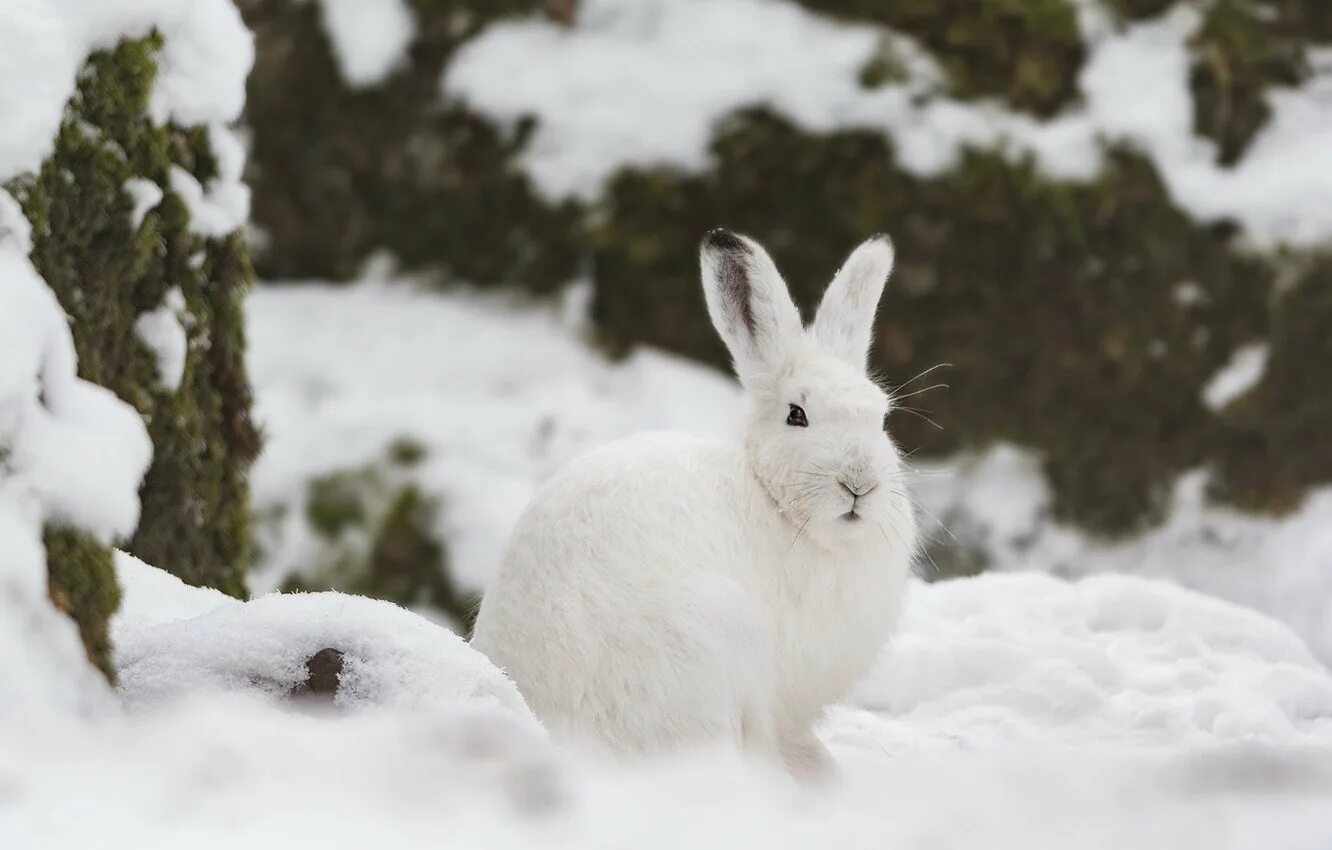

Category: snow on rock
[123, 177, 164, 229]
[916, 446, 1332, 667]
[0, 0, 253, 177]
[317, 0, 417, 87]
[1202, 342, 1269, 411]
[446, 0, 1332, 247]
[116, 578, 540, 732]
[246, 282, 743, 595]
[133, 287, 189, 391]
[112, 550, 236, 638]
[0, 191, 150, 723]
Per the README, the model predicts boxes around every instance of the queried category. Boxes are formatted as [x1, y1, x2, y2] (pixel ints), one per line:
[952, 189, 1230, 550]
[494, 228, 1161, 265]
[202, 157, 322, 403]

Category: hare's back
[472, 432, 762, 750]
[512, 430, 744, 577]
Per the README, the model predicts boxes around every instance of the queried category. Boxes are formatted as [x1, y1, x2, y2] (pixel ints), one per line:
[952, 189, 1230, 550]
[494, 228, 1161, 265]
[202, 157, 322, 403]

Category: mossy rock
[799, 0, 1086, 116]
[590, 108, 1304, 536]
[44, 528, 121, 683]
[237, 0, 583, 289]
[5, 36, 259, 599]
[283, 443, 478, 631]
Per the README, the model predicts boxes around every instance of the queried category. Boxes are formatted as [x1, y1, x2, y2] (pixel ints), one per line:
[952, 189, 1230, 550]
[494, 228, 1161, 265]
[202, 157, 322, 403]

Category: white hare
[472, 230, 918, 774]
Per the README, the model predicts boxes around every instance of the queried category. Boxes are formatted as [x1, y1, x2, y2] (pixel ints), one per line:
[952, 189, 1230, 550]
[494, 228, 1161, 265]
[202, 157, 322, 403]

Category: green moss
[592, 108, 1284, 535]
[286, 445, 478, 631]
[1189, 0, 1309, 166]
[1211, 256, 1332, 512]
[237, 0, 583, 289]
[1102, 0, 1175, 20]
[388, 436, 429, 467]
[306, 469, 372, 538]
[5, 36, 258, 598]
[858, 38, 912, 89]
[797, 0, 1085, 116]
[44, 528, 121, 683]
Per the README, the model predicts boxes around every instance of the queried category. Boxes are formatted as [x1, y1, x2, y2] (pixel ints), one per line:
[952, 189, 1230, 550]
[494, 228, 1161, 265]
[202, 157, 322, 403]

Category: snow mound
[840, 573, 1332, 754]
[112, 550, 237, 636]
[917, 446, 1332, 666]
[116, 577, 539, 731]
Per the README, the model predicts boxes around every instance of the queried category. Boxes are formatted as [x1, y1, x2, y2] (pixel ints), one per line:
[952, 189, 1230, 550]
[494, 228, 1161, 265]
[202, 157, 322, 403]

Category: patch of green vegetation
[286, 443, 478, 631]
[236, 0, 584, 289]
[1212, 255, 1332, 512]
[798, 0, 1086, 116]
[5, 36, 258, 599]
[591, 108, 1287, 535]
[1189, 0, 1310, 165]
[44, 527, 121, 683]
[858, 38, 912, 89]
[388, 436, 429, 467]
[1102, 0, 1175, 20]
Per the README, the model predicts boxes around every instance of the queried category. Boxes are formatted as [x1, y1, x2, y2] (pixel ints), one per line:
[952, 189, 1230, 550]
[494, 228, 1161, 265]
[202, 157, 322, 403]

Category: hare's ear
[812, 235, 894, 370]
[700, 230, 802, 385]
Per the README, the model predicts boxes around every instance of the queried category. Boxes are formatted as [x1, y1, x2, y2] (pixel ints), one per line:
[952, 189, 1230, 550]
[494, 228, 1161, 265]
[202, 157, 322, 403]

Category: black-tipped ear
[812, 234, 895, 370]
[700, 229, 802, 385]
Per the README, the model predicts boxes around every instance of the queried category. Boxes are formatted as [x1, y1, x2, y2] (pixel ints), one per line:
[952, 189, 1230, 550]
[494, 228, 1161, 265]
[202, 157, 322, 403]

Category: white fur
[472, 232, 918, 775]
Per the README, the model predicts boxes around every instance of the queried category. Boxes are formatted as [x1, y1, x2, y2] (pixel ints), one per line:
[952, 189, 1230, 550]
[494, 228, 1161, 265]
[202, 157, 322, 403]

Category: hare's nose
[839, 480, 877, 499]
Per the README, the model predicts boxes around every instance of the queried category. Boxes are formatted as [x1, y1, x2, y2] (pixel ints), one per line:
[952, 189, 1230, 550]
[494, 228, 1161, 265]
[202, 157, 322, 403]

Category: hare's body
[472, 431, 910, 764]
[472, 230, 919, 774]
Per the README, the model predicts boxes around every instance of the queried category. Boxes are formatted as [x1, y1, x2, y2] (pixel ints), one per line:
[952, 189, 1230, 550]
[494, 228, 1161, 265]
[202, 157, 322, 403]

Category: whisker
[889, 383, 949, 404]
[893, 362, 953, 393]
[890, 406, 944, 431]
[782, 514, 814, 564]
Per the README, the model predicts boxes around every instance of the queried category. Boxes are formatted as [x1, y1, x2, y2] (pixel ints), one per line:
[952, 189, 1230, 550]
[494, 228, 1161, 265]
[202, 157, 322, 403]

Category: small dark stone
[292, 647, 344, 699]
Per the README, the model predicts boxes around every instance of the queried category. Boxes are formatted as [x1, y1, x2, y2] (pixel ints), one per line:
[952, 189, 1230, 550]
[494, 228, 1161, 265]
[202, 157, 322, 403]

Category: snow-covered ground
[4, 550, 1332, 847]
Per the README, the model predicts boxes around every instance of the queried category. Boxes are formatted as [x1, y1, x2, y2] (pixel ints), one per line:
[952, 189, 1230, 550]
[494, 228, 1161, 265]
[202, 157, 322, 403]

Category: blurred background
[236, 0, 1332, 659]
[22, 0, 1331, 671]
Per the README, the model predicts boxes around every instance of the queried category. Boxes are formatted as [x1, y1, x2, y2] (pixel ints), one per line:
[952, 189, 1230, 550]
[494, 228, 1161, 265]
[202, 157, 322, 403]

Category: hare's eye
[786, 404, 808, 428]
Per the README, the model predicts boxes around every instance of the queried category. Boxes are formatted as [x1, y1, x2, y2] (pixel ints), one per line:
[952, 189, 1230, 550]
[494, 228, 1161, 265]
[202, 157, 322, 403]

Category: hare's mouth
[841, 509, 861, 522]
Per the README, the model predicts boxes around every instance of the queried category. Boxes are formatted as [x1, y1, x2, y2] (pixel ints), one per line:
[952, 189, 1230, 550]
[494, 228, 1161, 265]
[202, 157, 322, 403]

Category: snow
[446, 0, 1332, 247]
[1203, 342, 1270, 411]
[0, 0, 249, 731]
[112, 549, 236, 635]
[246, 282, 743, 595]
[123, 177, 163, 230]
[5, 557, 1332, 847]
[915, 446, 1332, 667]
[317, 0, 417, 87]
[133, 287, 189, 391]
[116, 591, 540, 729]
[0, 189, 146, 724]
[0, 0, 252, 177]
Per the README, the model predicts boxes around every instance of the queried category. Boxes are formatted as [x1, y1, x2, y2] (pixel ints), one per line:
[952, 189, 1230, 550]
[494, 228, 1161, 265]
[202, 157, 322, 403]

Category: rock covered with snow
[113, 555, 540, 735]
[0, 191, 152, 722]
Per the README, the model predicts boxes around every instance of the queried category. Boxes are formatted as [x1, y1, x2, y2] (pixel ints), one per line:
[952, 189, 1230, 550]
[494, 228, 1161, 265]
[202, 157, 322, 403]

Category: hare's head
[700, 230, 915, 552]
